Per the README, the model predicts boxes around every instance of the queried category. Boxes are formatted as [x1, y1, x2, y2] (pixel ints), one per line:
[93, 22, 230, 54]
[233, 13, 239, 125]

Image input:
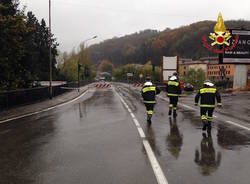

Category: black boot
[173, 110, 177, 118]
[202, 120, 207, 131]
[168, 109, 172, 116]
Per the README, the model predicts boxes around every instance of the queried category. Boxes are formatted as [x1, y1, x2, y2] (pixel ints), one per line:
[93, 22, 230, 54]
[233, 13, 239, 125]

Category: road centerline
[114, 88, 168, 184]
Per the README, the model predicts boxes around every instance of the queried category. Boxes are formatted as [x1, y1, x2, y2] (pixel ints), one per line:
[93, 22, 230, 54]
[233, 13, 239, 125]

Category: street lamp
[77, 35, 97, 92]
[49, 0, 52, 99]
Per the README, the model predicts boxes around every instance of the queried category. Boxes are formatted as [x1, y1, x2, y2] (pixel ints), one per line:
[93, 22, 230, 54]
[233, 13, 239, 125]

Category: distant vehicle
[31, 81, 41, 88]
[184, 83, 194, 91]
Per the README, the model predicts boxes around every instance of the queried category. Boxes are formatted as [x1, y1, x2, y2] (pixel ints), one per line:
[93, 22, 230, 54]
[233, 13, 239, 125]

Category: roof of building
[179, 57, 219, 65]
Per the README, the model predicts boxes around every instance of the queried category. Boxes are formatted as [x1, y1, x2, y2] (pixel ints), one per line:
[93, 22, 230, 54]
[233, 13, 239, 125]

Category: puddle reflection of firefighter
[167, 117, 183, 159]
[141, 77, 161, 125]
[145, 126, 161, 156]
[194, 132, 221, 176]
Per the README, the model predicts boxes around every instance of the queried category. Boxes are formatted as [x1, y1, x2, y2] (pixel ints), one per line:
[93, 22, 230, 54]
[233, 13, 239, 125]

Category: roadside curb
[0, 88, 88, 124]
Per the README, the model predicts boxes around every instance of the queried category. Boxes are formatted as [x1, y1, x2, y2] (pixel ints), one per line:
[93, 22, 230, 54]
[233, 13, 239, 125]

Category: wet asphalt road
[0, 84, 250, 184]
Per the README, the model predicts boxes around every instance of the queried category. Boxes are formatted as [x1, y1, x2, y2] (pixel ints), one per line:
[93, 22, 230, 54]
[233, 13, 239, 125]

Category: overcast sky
[20, 0, 250, 52]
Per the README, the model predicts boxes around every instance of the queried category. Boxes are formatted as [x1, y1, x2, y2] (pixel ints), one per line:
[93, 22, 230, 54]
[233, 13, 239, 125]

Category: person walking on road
[141, 77, 161, 125]
[195, 80, 222, 131]
[166, 75, 182, 118]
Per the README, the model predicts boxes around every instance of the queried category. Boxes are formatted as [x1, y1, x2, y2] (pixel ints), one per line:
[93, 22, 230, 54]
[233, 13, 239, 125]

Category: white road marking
[180, 104, 196, 111]
[143, 140, 169, 184]
[0, 90, 89, 124]
[226, 120, 250, 131]
[158, 96, 250, 132]
[131, 113, 135, 118]
[115, 89, 168, 184]
[137, 127, 146, 138]
[133, 118, 140, 127]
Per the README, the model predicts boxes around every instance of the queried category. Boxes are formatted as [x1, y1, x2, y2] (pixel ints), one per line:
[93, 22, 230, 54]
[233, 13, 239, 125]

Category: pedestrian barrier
[95, 83, 111, 88]
[132, 83, 144, 88]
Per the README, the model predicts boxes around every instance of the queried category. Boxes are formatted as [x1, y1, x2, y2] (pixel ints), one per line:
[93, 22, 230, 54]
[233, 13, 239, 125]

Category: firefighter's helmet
[170, 75, 177, 81]
[204, 80, 214, 87]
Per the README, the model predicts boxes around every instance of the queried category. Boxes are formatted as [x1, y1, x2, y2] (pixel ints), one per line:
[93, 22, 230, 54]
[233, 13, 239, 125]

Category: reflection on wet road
[167, 118, 183, 159]
[1, 84, 250, 184]
[194, 132, 221, 176]
[0, 88, 156, 184]
[117, 83, 250, 184]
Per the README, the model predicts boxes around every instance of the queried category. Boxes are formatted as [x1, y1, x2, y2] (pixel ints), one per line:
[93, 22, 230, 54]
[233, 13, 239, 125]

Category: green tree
[182, 68, 206, 89]
[0, 0, 27, 89]
[0, 0, 58, 90]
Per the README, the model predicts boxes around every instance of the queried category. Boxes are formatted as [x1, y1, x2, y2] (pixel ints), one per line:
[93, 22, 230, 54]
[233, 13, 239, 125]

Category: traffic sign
[127, 73, 133, 77]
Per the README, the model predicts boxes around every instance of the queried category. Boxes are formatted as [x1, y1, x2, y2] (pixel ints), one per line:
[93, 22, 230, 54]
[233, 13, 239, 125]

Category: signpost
[127, 73, 133, 89]
[127, 73, 133, 77]
[162, 56, 178, 83]
[224, 29, 250, 64]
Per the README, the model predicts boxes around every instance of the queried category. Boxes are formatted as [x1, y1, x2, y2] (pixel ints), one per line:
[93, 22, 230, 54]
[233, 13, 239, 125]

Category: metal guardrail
[0, 81, 91, 111]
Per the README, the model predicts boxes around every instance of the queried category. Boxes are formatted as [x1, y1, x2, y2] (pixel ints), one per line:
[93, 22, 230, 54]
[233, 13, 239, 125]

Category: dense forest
[89, 20, 250, 67]
[0, 0, 58, 90]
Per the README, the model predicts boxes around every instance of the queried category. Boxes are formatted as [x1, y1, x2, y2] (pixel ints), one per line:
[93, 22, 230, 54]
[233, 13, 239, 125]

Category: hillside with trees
[89, 20, 250, 67]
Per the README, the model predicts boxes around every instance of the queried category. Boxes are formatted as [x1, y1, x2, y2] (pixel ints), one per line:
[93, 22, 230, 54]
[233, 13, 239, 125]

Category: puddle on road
[119, 85, 250, 183]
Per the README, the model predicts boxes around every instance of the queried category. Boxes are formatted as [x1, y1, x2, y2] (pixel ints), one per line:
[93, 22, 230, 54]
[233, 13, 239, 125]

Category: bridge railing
[0, 81, 91, 111]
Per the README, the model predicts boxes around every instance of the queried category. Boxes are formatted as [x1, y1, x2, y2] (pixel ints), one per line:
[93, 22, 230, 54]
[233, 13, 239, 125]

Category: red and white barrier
[132, 83, 144, 88]
[95, 83, 111, 88]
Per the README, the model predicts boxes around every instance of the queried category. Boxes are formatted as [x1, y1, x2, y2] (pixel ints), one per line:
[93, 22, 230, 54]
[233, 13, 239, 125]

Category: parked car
[184, 83, 194, 91]
[31, 81, 41, 88]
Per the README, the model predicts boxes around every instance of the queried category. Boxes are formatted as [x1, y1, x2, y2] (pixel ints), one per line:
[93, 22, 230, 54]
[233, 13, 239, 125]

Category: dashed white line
[143, 140, 169, 184]
[131, 113, 135, 119]
[0, 90, 89, 124]
[133, 118, 140, 127]
[137, 127, 146, 138]
[115, 89, 168, 184]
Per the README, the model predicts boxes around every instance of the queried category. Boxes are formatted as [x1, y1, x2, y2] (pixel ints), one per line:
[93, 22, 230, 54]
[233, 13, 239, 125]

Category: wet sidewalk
[0, 86, 90, 122]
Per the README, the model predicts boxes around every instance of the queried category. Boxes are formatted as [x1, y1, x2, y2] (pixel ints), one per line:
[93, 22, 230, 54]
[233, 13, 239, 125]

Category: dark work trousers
[145, 103, 155, 116]
[200, 107, 214, 122]
[169, 96, 178, 110]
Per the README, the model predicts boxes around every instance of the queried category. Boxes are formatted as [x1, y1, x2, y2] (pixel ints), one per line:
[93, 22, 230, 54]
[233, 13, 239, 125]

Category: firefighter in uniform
[195, 80, 222, 131]
[141, 77, 161, 124]
[166, 75, 182, 118]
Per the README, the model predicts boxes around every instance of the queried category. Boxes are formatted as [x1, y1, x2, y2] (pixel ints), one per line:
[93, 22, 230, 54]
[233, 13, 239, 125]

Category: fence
[0, 81, 91, 111]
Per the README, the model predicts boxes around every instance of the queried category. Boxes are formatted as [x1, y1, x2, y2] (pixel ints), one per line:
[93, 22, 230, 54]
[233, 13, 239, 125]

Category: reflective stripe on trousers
[147, 110, 153, 115]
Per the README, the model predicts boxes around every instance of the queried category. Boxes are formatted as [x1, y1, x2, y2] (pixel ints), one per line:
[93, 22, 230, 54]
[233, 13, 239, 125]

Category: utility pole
[49, 0, 53, 99]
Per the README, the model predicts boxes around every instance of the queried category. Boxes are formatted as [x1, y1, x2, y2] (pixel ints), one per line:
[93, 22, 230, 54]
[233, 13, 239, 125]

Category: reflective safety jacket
[195, 87, 222, 108]
[141, 84, 161, 104]
[166, 80, 181, 97]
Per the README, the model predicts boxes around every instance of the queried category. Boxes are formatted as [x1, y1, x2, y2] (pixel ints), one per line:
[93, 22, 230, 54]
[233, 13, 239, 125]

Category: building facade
[179, 59, 208, 78]
[207, 64, 234, 81]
